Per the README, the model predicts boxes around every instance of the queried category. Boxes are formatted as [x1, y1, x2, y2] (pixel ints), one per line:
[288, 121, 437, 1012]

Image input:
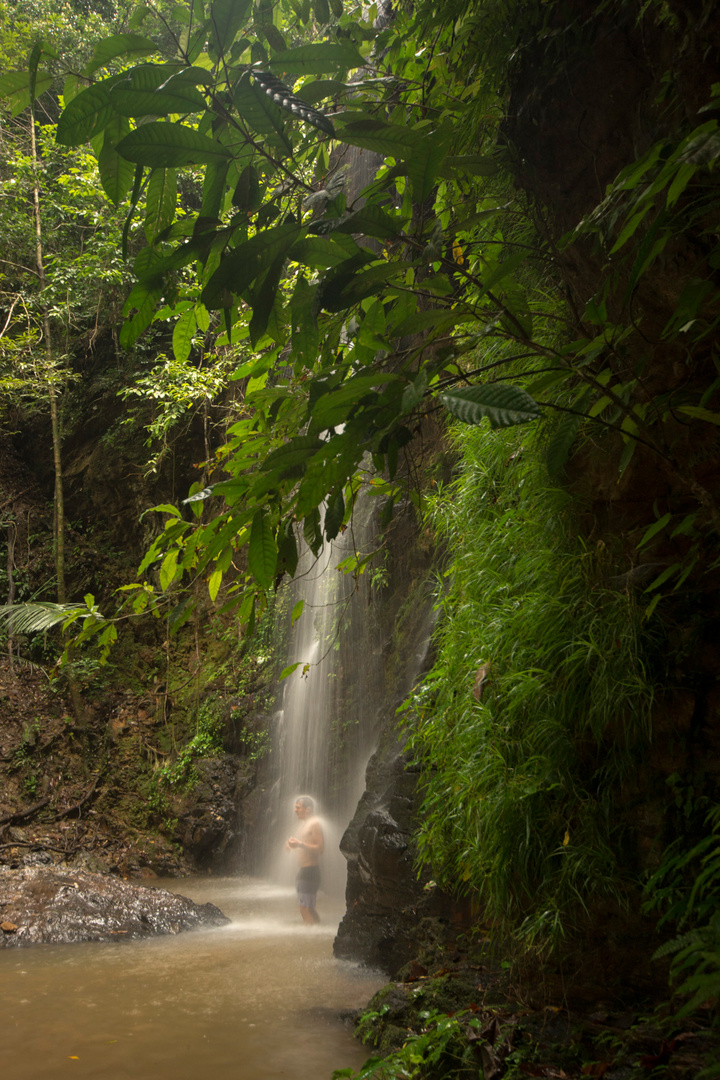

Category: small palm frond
[0, 602, 85, 634]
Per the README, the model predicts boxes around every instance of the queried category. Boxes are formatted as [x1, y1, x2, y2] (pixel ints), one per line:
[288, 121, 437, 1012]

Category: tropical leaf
[84, 33, 157, 76]
[0, 69, 53, 115]
[110, 78, 208, 117]
[173, 308, 197, 362]
[201, 222, 303, 308]
[295, 78, 348, 104]
[232, 164, 262, 211]
[120, 280, 163, 349]
[333, 115, 427, 159]
[209, 0, 252, 54]
[312, 0, 330, 24]
[546, 411, 584, 479]
[277, 518, 299, 577]
[265, 41, 363, 74]
[0, 603, 91, 634]
[251, 70, 335, 136]
[408, 134, 450, 203]
[56, 80, 117, 145]
[441, 384, 542, 429]
[232, 72, 293, 152]
[116, 122, 232, 167]
[248, 509, 278, 589]
[324, 488, 345, 541]
[311, 373, 400, 430]
[289, 236, 353, 268]
[97, 114, 133, 205]
[320, 261, 410, 311]
[309, 204, 403, 240]
[144, 168, 177, 242]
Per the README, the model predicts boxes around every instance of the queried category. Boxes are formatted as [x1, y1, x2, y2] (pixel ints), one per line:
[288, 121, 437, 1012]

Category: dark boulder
[334, 727, 453, 976]
[0, 867, 229, 947]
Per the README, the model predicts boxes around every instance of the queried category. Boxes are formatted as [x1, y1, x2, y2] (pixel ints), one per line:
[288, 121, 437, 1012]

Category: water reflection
[0, 877, 383, 1080]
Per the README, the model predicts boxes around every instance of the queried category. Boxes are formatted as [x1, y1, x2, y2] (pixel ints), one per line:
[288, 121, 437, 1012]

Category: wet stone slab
[0, 867, 229, 946]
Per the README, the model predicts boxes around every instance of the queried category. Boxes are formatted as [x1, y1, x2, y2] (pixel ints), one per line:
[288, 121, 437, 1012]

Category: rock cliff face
[334, 492, 455, 976]
[334, 723, 454, 975]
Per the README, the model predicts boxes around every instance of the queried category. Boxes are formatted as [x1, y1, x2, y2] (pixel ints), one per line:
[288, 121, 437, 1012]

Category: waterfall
[262, 494, 383, 896]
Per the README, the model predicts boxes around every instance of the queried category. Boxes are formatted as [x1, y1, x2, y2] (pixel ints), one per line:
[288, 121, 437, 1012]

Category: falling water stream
[263, 495, 382, 896]
[0, 877, 384, 1080]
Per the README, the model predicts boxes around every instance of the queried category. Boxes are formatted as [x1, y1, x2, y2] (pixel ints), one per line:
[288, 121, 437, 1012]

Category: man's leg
[298, 902, 315, 925]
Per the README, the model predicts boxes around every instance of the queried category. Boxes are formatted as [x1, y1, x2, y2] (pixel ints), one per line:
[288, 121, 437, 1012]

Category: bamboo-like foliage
[407, 421, 659, 949]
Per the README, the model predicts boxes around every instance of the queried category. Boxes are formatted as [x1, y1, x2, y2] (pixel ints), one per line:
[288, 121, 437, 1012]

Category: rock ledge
[0, 867, 229, 947]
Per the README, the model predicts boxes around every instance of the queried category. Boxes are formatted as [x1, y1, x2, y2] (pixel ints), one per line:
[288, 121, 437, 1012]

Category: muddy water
[0, 877, 384, 1080]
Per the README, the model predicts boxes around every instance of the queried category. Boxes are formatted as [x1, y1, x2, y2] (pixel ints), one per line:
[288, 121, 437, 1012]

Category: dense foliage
[407, 420, 657, 946]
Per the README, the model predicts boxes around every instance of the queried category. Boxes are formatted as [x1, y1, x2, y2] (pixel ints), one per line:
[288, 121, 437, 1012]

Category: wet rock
[334, 570, 455, 976]
[176, 754, 253, 869]
[0, 867, 229, 947]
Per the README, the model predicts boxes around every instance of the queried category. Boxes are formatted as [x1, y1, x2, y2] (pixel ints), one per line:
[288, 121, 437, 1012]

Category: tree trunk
[29, 107, 65, 603]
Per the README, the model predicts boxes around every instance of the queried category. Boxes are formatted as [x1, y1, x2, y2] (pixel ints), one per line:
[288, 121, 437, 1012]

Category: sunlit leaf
[116, 122, 232, 167]
[85, 33, 157, 76]
[266, 41, 363, 74]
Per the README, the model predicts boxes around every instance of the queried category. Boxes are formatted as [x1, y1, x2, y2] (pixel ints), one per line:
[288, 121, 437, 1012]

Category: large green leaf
[310, 204, 403, 241]
[110, 79, 208, 117]
[441, 384, 542, 429]
[116, 122, 232, 167]
[277, 518, 299, 577]
[250, 70, 334, 137]
[232, 72, 292, 152]
[248, 253, 286, 345]
[289, 236, 355, 268]
[98, 114, 134, 205]
[120, 280, 163, 349]
[248, 509, 277, 589]
[109, 63, 210, 117]
[144, 168, 177, 242]
[232, 164, 261, 211]
[210, 0, 252, 54]
[173, 308, 197, 362]
[266, 42, 364, 74]
[202, 222, 304, 308]
[546, 412, 584, 479]
[311, 373, 401, 430]
[320, 261, 410, 311]
[324, 488, 345, 541]
[295, 78, 348, 105]
[333, 115, 428, 159]
[260, 435, 325, 477]
[85, 33, 157, 76]
[56, 80, 117, 145]
[408, 134, 450, 203]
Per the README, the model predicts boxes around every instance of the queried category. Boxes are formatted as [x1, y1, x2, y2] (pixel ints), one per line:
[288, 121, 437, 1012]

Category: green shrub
[407, 422, 658, 949]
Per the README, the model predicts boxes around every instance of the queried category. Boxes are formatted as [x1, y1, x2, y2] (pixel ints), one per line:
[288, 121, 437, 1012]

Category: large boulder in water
[0, 867, 229, 947]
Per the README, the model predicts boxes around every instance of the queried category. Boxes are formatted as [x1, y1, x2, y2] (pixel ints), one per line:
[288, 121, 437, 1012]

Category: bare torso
[286, 811, 324, 867]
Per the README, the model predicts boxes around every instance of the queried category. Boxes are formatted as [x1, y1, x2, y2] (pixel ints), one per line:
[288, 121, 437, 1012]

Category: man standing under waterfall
[286, 795, 324, 925]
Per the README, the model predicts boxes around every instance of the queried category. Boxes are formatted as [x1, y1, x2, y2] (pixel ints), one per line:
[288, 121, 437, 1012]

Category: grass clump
[407, 422, 659, 951]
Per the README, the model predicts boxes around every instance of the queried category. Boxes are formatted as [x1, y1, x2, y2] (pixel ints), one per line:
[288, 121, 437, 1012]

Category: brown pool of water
[0, 876, 385, 1080]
